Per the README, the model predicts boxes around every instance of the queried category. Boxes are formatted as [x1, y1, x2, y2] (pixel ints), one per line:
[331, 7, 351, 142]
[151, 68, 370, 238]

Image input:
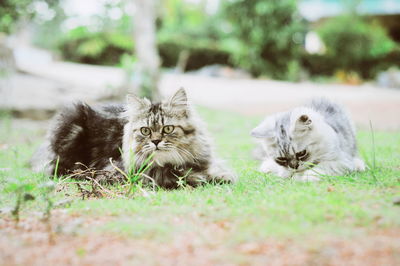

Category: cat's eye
[162, 125, 175, 134]
[296, 150, 307, 159]
[275, 157, 287, 166]
[140, 127, 151, 136]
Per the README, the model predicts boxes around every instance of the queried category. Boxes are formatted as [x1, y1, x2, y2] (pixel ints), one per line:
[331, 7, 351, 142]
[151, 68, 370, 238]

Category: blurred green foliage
[313, 16, 398, 79]
[56, 0, 233, 70]
[7, 0, 397, 81]
[222, 0, 307, 79]
[58, 26, 134, 65]
[0, 0, 59, 33]
[158, 0, 232, 70]
[0, 0, 32, 33]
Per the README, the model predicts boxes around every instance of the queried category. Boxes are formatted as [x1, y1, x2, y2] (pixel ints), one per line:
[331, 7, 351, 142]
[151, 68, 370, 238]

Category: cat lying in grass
[31, 88, 236, 189]
[251, 98, 366, 181]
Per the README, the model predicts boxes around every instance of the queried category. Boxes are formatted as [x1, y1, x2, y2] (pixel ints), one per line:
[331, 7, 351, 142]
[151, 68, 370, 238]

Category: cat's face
[251, 109, 323, 174]
[124, 88, 197, 167]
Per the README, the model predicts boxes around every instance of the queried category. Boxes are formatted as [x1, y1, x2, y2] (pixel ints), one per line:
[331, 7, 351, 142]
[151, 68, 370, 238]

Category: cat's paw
[293, 174, 320, 182]
[353, 157, 366, 171]
[259, 159, 280, 174]
[207, 163, 237, 184]
[185, 173, 207, 187]
[259, 163, 272, 173]
[211, 172, 237, 184]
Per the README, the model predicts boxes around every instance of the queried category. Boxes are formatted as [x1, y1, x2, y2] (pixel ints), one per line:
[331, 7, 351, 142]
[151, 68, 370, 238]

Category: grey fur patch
[252, 98, 365, 179]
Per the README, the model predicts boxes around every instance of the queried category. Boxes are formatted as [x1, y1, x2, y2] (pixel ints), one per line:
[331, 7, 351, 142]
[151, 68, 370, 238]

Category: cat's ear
[297, 114, 312, 125]
[251, 115, 278, 138]
[251, 121, 273, 138]
[126, 94, 150, 110]
[168, 88, 188, 109]
[294, 114, 312, 131]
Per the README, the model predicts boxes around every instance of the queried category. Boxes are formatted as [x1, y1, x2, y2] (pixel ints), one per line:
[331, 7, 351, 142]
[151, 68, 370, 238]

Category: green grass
[0, 107, 399, 243]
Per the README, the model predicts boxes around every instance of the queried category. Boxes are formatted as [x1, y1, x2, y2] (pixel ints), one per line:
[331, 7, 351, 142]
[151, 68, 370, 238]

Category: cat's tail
[31, 102, 93, 176]
[30, 140, 54, 175]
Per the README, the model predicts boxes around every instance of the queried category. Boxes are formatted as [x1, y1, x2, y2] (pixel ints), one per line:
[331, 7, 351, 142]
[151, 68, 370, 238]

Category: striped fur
[251, 98, 366, 181]
[31, 88, 236, 189]
[122, 88, 236, 188]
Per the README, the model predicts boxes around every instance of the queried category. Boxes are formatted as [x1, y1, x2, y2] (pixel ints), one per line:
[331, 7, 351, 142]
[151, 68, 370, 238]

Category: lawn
[0, 108, 399, 265]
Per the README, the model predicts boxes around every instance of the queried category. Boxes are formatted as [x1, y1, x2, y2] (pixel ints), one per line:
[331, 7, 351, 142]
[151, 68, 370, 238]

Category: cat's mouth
[153, 147, 168, 152]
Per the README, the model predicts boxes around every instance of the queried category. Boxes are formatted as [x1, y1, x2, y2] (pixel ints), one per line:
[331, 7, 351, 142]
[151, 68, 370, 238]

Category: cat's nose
[152, 140, 161, 146]
[288, 160, 299, 169]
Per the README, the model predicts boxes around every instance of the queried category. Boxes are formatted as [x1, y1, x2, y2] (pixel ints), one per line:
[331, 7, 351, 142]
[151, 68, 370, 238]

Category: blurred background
[0, 0, 400, 129]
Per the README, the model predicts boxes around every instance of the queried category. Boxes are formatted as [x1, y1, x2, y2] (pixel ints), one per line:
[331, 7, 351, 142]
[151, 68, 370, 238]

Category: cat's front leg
[182, 162, 236, 187]
[293, 162, 336, 182]
[295, 157, 363, 182]
[292, 171, 321, 182]
[259, 158, 278, 173]
[184, 172, 208, 187]
[259, 158, 292, 178]
[353, 157, 366, 171]
[206, 162, 237, 184]
[187, 160, 237, 186]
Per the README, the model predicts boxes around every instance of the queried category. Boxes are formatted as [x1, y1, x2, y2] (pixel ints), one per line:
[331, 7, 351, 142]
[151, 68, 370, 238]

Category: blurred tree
[58, 26, 134, 65]
[0, 0, 61, 78]
[0, 0, 29, 33]
[222, 0, 306, 79]
[131, 0, 160, 100]
[158, 0, 232, 71]
[317, 16, 397, 78]
[0, 0, 59, 33]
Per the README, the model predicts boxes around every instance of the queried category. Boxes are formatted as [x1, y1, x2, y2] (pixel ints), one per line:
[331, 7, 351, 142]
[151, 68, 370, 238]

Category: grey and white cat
[251, 98, 366, 181]
[31, 88, 236, 189]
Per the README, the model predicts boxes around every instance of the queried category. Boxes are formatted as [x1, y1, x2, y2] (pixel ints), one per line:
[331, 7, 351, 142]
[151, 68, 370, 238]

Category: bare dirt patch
[1, 210, 399, 266]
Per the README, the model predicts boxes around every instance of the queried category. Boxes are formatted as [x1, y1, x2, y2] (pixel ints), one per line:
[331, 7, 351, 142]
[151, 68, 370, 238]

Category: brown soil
[1, 211, 399, 266]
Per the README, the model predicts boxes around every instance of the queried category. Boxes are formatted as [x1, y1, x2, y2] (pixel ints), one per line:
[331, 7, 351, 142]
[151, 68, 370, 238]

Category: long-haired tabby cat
[31, 88, 236, 189]
[251, 98, 366, 181]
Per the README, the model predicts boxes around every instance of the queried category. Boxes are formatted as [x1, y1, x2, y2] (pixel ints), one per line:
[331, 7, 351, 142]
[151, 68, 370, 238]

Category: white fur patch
[253, 99, 366, 182]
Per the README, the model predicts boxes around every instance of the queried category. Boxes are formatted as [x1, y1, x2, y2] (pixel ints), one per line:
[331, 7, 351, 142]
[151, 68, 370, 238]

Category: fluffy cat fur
[31, 88, 236, 189]
[251, 98, 366, 181]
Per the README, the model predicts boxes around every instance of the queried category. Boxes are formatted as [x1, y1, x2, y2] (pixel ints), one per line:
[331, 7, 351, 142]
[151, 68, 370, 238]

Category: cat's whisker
[173, 146, 198, 162]
[171, 150, 185, 165]
[162, 147, 184, 165]
[166, 146, 197, 164]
